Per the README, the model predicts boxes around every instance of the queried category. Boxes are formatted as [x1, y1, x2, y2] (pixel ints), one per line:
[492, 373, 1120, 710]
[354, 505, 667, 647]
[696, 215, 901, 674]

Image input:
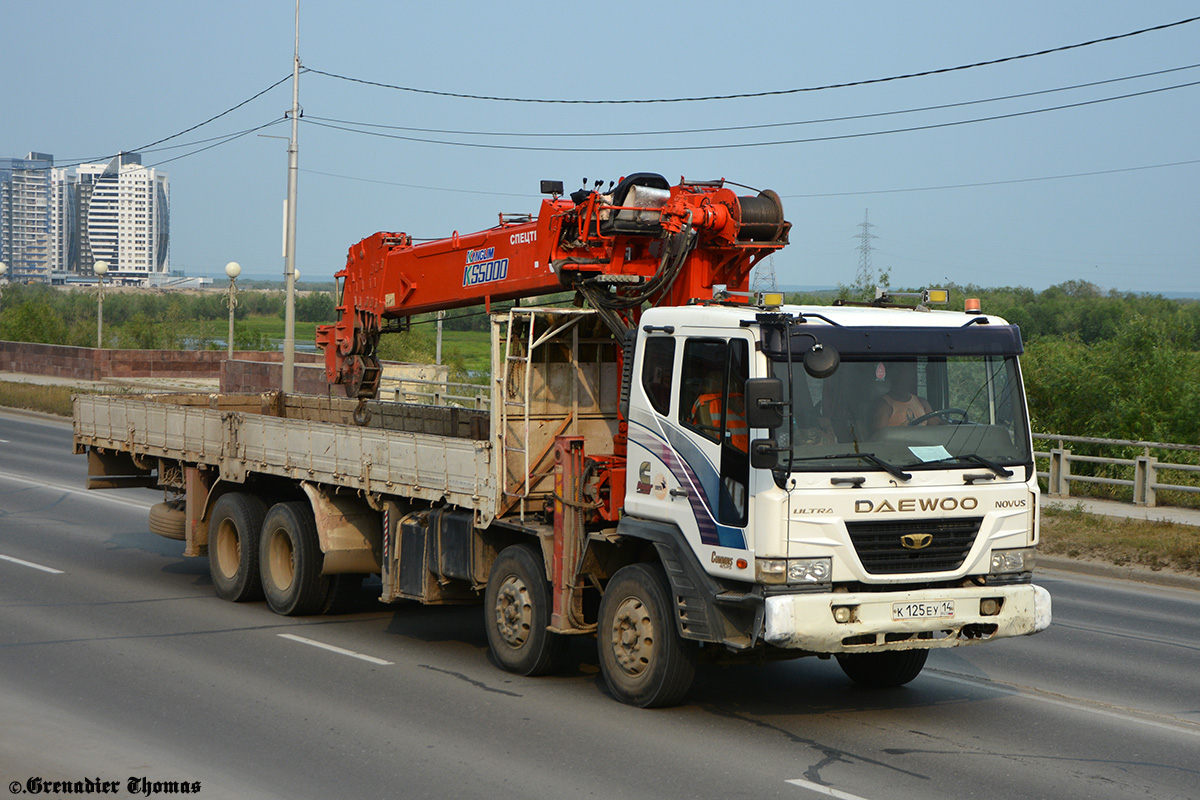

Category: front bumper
[763, 583, 1051, 652]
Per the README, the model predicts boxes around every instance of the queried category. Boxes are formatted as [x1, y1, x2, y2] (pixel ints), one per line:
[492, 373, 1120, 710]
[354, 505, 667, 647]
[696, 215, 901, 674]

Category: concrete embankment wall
[0, 340, 328, 394]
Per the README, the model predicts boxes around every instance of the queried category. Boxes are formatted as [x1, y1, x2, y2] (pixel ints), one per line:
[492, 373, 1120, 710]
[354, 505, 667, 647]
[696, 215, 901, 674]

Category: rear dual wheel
[484, 544, 568, 676]
[208, 493, 268, 602]
[259, 501, 330, 617]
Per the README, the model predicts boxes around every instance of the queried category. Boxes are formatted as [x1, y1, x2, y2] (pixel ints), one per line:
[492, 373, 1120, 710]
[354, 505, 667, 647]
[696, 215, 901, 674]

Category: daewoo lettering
[855, 497, 979, 513]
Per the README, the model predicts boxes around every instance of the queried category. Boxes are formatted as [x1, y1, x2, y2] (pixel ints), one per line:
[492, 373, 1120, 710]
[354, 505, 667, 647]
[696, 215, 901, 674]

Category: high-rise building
[4, 151, 170, 285]
[0, 152, 53, 282]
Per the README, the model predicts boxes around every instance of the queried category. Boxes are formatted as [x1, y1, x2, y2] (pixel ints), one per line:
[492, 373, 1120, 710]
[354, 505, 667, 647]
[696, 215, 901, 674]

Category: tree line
[2, 279, 1198, 445]
[0, 283, 336, 350]
[791, 280, 1200, 446]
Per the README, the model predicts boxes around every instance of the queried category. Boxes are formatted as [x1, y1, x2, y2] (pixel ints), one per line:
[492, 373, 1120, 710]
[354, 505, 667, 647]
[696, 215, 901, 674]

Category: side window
[640, 336, 675, 416]
[679, 338, 750, 526]
[679, 339, 727, 444]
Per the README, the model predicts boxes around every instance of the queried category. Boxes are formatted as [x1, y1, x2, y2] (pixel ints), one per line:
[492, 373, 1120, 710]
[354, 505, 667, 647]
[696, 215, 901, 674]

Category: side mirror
[803, 343, 839, 379]
[745, 378, 785, 429]
[750, 439, 779, 470]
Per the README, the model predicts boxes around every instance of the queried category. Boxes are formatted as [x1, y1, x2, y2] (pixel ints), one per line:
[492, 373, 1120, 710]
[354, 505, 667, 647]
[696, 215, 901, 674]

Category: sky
[3, 2, 1198, 295]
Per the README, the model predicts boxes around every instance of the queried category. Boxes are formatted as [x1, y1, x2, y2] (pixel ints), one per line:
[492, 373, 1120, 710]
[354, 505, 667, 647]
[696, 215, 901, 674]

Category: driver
[872, 361, 936, 429]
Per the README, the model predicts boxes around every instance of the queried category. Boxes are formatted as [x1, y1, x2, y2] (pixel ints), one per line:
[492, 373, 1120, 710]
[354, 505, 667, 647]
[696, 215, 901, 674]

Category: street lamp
[94, 261, 109, 349]
[224, 261, 241, 356]
[0, 262, 7, 315]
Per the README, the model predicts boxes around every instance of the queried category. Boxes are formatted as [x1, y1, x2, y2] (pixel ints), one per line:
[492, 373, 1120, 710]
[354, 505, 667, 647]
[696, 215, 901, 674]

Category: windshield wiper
[918, 453, 1013, 477]
[784, 452, 912, 481]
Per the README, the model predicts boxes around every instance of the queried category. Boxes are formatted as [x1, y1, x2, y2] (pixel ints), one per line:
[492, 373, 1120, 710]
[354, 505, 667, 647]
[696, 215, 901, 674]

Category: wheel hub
[610, 597, 653, 676]
[266, 529, 295, 591]
[494, 575, 532, 649]
[214, 520, 240, 579]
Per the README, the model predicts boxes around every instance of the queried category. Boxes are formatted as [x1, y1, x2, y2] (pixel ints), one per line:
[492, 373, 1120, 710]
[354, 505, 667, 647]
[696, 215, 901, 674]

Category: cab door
[676, 337, 750, 545]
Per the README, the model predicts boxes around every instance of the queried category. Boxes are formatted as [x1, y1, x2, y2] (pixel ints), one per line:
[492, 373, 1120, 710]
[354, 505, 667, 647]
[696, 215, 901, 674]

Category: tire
[259, 501, 329, 616]
[484, 543, 568, 676]
[148, 500, 186, 541]
[597, 563, 697, 708]
[208, 493, 268, 602]
[836, 649, 929, 688]
[320, 573, 365, 615]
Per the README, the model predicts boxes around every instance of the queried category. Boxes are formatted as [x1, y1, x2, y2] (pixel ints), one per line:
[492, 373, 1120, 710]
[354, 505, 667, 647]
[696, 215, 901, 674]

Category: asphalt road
[1, 410, 1197, 800]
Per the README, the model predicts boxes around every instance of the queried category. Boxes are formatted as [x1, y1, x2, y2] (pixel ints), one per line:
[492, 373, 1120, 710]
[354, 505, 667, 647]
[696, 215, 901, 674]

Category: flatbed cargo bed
[73, 391, 498, 523]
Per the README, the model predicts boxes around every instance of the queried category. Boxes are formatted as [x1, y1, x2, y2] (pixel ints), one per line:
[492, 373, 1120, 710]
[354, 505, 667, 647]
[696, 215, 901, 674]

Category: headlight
[756, 559, 788, 584]
[756, 557, 832, 585]
[789, 558, 832, 583]
[991, 547, 1036, 574]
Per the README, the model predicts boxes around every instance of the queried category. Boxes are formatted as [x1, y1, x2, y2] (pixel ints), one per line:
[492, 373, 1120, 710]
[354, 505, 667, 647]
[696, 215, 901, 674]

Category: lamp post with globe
[224, 261, 241, 356]
[94, 261, 109, 348]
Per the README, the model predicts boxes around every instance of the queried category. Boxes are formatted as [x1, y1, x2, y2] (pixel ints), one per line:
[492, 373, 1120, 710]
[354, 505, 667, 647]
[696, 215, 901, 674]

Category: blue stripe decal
[629, 420, 746, 550]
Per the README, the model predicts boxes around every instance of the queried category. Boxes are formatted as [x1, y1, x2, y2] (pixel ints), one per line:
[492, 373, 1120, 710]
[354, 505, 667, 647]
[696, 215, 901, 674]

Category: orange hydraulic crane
[317, 173, 789, 399]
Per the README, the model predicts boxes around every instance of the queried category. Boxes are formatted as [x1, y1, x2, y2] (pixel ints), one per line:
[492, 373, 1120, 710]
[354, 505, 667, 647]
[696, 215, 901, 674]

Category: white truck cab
[621, 299, 1051, 682]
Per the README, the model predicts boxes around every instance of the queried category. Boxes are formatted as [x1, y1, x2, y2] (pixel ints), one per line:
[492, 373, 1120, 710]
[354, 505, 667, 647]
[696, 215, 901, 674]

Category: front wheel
[259, 501, 329, 616]
[484, 544, 567, 676]
[597, 563, 697, 708]
[836, 649, 929, 687]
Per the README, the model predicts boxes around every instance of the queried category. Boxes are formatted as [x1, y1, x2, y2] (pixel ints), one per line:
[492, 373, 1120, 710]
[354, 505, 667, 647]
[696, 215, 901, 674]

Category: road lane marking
[929, 670, 1200, 738]
[785, 778, 873, 800]
[278, 633, 394, 665]
[0, 470, 155, 510]
[0, 554, 65, 574]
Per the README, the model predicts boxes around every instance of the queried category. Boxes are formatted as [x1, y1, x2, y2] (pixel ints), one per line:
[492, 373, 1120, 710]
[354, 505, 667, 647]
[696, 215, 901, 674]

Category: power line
[32, 76, 292, 171]
[129, 74, 292, 152]
[298, 78, 1200, 152]
[783, 158, 1200, 198]
[302, 16, 1200, 104]
[299, 168, 531, 198]
[144, 120, 287, 168]
[304, 155, 1200, 204]
[302, 62, 1200, 140]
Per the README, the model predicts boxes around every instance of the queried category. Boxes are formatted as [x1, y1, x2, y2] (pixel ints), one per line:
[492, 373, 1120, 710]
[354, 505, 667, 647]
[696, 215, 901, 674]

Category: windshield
[766, 353, 1031, 474]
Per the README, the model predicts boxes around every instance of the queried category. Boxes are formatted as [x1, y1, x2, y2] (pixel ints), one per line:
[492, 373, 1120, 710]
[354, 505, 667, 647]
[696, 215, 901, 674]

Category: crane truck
[74, 173, 1051, 707]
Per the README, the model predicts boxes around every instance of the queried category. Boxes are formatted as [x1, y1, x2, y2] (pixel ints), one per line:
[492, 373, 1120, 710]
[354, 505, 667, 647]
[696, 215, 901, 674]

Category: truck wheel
[836, 649, 929, 688]
[208, 493, 267, 602]
[259, 501, 329, 616]
[484, 543, 567, 676]
[320, 574, 365, 615]
[597, 563, 697, 708]
[148, 500, 186, 541]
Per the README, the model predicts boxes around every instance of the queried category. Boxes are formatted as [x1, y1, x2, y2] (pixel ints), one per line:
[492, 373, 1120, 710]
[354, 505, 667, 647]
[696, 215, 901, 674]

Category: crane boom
[317, 173, 789, 398]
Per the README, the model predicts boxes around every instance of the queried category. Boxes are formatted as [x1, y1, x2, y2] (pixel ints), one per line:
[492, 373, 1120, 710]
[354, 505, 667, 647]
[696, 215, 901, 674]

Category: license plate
[893, 600, 955, 620]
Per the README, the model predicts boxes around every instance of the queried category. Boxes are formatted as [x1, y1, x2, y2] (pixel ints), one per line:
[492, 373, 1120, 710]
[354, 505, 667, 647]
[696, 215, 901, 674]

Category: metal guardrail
[1033, 433, 1200, 508]
[380, 376, 490, 410]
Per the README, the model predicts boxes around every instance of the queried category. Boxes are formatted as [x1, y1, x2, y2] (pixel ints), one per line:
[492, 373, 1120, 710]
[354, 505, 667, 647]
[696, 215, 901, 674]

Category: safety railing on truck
[1034, 433, 1200, 508]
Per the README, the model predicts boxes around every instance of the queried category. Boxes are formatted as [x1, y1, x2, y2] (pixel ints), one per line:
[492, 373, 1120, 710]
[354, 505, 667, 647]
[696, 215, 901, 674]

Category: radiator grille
[845, 517, 982, 575]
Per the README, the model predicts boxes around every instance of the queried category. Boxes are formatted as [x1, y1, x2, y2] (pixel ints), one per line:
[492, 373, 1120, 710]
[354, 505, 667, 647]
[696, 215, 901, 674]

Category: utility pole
[281, 0, 300, 393]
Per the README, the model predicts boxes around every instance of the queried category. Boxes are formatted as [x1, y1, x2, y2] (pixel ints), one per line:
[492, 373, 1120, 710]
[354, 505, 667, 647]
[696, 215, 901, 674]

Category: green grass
[436, 330, 491, 375]
[0, 381, 83, 417]
[191, 316, 320, 346]
[1040, 505, 1200, 575]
